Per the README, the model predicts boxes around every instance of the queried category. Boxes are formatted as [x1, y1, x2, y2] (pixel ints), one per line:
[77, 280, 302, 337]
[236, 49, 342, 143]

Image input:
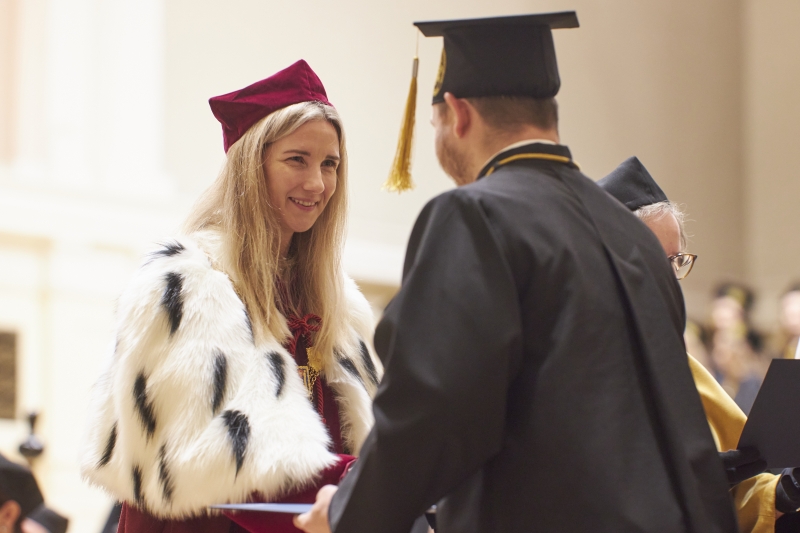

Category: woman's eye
[322, 159, 338, 169]
[287, 156, 305, 164]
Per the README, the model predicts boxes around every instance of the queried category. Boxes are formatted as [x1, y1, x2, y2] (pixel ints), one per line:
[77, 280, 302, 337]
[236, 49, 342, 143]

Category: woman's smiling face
[264, 119, 340, 249]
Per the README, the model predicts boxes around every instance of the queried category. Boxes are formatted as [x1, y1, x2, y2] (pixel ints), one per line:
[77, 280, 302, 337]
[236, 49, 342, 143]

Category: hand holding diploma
[294, 485, 338, 533]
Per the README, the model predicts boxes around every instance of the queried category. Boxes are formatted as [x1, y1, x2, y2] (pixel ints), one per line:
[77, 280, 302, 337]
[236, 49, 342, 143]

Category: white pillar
[96, 0, 172, 197]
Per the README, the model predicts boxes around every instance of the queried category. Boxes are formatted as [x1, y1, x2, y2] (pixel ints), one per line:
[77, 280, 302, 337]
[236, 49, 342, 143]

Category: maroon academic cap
[209, 60, 332, 153]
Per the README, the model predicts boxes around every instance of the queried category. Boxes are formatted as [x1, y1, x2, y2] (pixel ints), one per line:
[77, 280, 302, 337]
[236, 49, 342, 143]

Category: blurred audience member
[771, 283, 800, 360]
[711, 283, 755, 335]
[0, 455, 44, 533]
[710, 326, 762, 415]
[708, 283, 765, 414]
[21, 505, 68, 533]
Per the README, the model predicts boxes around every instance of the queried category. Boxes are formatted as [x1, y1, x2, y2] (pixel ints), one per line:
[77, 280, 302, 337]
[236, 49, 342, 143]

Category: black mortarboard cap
[28, 505, 69, 533]
[597, 156, 669, 211]
[414, 12, 579, 104]
[0, 454, 44, 517]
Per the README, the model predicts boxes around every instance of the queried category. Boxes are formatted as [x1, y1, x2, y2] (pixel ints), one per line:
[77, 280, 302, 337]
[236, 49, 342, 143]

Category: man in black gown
[297, 11, 737, 533]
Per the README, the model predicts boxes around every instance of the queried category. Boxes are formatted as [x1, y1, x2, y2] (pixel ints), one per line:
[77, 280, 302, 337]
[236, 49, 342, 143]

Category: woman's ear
[443, 92, 472, 139]
[0, 500, 21, 530]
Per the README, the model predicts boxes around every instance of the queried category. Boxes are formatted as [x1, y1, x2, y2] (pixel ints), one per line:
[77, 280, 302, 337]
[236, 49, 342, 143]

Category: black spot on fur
[338, 356, 364, 387]
[358, 340, 379, 386]
[266, 351, 286, 397]
[133, 372, 157, 439]
[212, 351, 227, 414]
[222, 410, 250, 475]
[150, 241, 185, 261]
[162, 272, 184, 336]
[98, 422, 117, 468]
[132, 465, 144, 505]
[158, 444, 174, 503]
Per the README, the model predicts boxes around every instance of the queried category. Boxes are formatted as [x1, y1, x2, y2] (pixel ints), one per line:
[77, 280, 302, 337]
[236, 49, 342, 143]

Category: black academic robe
[330, 143, 737, 533]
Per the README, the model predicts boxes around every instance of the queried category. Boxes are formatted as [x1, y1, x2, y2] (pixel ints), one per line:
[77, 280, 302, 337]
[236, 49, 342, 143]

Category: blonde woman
[81, 60, 381, 533]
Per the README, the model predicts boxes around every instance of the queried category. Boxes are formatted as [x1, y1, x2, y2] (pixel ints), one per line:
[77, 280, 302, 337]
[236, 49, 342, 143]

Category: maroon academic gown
[118, 314, 353, 533]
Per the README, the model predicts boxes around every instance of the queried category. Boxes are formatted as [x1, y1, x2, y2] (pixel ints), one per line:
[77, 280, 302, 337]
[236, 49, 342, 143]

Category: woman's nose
[303, 168, 325, 193]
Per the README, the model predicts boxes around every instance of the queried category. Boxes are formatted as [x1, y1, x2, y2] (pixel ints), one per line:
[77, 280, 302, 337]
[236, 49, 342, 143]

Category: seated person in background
[0, 454, 44, 533]
[708, 282, 766, 410]
[771, 283, 800, 360]
[711, 326, 763, 415]
[21, 505, 69, 533]
[598, 156, 800, 532]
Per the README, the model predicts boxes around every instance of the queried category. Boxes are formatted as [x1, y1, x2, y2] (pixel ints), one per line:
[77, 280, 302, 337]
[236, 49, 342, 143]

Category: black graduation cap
[597, 156, 668, 211]
[28, 505, 70, 533]
[414, 12, 579, 104]
[384, 11, 579, 193]
[0, 454, 44, 518]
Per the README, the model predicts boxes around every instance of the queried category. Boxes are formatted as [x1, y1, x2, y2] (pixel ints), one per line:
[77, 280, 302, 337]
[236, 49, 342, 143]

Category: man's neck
[477, 127, 558, 167]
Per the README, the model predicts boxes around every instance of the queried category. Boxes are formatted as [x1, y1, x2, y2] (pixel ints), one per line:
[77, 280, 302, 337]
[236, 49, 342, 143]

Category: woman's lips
[290, 197, 318, 211]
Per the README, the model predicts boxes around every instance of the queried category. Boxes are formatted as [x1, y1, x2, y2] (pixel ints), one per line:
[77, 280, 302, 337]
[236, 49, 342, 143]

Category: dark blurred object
[0, 453, 44, 517]
[776, 467, 800, 514]
[776, 511, 800, 532]
[100, 502, 122, 533]
[411, 513, 432, 533]
[720, 447, 767, 485]
[424, 506, 437, 531]
[27, 504, 69, 533]
[19, 411, 44, 461]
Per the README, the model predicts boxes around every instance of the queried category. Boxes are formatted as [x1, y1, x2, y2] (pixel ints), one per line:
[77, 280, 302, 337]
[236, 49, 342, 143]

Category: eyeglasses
[668, 253, 697, 280]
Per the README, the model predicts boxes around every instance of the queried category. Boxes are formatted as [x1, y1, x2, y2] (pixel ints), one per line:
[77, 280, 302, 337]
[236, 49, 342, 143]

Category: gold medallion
[297, 365, 320, 400]
[298, 346, 323, 399]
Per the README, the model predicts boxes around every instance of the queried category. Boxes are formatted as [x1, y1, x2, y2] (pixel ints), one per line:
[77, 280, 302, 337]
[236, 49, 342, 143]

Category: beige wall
[743, 0, 800, 326]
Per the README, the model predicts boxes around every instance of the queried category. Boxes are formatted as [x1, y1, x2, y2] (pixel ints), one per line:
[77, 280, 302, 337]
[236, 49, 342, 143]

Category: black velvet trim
[222, 410, 250, 475]
[358, 340, 379, 386]
[338, 356, 364, 387]
[133, 372, 157, 439]
[158, 444, 174, 503]
[132, 465, 144, 505]
[212, 351, 227, 414]
[98, 422, 117, 468]
[267, 351, 286, 398]
[161, 272, 184, 336]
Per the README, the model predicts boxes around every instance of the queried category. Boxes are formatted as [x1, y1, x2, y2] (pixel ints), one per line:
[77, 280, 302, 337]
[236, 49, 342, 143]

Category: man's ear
[443, 93, 472, 139]
[0, 500, 21, 529]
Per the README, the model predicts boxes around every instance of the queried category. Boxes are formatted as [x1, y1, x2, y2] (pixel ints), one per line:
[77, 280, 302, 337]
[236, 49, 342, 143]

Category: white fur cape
[81, 231, 382, 518]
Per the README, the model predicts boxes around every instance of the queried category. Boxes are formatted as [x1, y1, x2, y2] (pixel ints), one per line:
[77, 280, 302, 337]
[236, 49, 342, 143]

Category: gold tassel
[383, 56, 419, 193]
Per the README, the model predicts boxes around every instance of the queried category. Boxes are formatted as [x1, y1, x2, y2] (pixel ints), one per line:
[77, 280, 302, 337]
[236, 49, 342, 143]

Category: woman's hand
[293, 485, 338, 533]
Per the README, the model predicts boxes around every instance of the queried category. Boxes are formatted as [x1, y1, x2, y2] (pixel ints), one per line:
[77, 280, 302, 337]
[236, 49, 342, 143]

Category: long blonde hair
[184, 101, 348, 358]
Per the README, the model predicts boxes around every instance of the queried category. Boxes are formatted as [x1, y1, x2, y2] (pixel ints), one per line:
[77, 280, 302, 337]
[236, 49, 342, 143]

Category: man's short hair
[633, 201, 688, 251]
[466, 96, 558, 131]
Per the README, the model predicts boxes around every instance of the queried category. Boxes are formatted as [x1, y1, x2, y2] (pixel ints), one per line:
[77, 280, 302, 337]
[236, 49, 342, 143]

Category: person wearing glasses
[598, 156, 800, 533]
